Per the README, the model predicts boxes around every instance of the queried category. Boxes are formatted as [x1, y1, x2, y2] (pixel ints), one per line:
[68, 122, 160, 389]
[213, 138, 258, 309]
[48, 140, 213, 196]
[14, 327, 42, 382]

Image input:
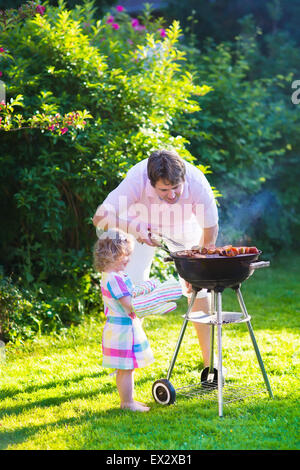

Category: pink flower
[106, 15, 114, 24]
[0, 47, 4, 53]
[158, 28, 166, 38]
[36, 5, 46, 16]
[61, 127, 68, 135]
[48, 125, 55, 131]
[131, 18, 140, 28]
[116, 5, 124, 12]
[135, 24, 146, 31]
[131, 18, 145, 31]
[112, 23, 120, 30]
[0, 71, 2, 77]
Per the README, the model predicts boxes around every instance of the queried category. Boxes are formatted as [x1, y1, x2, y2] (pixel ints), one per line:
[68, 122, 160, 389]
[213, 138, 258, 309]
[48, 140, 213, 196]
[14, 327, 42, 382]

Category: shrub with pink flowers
[0, 1, 211, 338]
[0, 2, 91, 135]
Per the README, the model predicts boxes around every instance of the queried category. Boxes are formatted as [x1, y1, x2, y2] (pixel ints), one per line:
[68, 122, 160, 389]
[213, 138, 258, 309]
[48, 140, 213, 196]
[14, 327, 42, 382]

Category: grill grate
[175, 381, 267, 404]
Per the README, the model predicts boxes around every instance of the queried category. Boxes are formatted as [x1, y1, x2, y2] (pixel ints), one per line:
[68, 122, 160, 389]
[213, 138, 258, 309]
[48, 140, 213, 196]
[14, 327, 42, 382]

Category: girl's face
[107, 253, 131, 272]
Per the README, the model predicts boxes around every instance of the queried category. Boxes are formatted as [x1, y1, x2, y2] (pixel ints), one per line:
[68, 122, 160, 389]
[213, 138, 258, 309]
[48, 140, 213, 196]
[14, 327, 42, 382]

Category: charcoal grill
[152, 249, 274, 417]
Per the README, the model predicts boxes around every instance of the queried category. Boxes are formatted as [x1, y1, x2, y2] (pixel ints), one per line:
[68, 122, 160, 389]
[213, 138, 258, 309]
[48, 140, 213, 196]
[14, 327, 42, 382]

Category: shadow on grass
[0, 370, 118, 421]
[0, 369, 108, 400]
[1, 392, 298, 450]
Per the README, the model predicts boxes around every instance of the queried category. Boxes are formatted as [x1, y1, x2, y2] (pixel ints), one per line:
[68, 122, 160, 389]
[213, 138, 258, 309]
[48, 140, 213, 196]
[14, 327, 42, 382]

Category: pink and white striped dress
[101, 271, 154, 370]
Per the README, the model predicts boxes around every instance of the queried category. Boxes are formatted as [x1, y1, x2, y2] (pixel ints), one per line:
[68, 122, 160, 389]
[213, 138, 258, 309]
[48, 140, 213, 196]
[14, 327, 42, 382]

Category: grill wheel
[200, 366, 219, 389]
[152, 379, 176, 405]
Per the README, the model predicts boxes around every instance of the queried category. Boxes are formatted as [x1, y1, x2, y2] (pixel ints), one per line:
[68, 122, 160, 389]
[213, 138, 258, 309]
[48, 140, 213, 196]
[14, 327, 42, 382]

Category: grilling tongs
[148, 231, 185, 251]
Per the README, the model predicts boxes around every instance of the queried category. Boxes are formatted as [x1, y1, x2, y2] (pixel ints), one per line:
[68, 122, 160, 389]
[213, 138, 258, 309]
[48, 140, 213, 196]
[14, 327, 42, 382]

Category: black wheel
[200, 367, 219, 389]
[152, 379, 176, 405]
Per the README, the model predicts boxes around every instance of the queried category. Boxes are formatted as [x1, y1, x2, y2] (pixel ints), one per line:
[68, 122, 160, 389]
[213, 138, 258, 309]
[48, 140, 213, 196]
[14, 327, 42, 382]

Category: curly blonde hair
[93, 229, 134, 272]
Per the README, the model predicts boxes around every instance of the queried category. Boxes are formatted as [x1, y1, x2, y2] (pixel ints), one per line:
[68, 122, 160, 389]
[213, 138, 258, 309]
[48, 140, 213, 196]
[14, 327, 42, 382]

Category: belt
[107, 316, 133, 325]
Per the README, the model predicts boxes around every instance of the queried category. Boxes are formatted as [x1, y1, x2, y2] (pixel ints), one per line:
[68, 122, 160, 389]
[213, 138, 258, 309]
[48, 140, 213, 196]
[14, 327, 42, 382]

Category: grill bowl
[169, 251, 262, 290]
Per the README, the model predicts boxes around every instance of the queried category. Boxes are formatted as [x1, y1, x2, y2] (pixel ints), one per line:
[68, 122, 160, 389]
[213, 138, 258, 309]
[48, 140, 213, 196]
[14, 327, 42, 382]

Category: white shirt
[99, 158, 218, 241]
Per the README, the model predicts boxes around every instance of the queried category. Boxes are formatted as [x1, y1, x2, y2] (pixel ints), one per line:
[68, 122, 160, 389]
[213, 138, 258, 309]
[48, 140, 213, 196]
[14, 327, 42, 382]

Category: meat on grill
[176, 245, 259, 258]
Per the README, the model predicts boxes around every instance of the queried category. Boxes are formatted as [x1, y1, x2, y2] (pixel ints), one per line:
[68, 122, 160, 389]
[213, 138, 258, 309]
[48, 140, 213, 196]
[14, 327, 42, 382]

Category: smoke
[217, 188, 279, 246]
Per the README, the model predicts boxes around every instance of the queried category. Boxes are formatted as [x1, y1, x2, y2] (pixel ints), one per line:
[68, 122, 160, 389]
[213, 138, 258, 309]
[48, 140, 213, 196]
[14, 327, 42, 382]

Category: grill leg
[166, 289, 198, 381]
[216, 291, 224, 417]
[236, 287, 273, 399]
[207, 290, 215, 380]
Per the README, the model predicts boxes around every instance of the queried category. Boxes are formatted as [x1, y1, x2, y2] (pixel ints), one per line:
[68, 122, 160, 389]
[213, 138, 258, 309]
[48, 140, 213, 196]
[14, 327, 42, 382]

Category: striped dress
[101, 271, 154, 370]
[132, 279, 182, 318]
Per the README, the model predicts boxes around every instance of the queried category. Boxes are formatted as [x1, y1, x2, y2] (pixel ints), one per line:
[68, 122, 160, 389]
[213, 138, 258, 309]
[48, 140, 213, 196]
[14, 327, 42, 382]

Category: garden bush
[0, 1, 210, 340]
[0, 268, 103, 342]
[0, 1, 210, 277]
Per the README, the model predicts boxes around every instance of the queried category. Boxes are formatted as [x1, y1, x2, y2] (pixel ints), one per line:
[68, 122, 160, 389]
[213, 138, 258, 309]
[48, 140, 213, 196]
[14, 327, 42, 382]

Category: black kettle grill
[152, 247, 274, 417]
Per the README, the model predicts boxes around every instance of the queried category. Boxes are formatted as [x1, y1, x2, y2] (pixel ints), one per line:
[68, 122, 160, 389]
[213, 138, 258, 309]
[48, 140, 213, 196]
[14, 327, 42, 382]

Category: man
[93, 149, 219, 367]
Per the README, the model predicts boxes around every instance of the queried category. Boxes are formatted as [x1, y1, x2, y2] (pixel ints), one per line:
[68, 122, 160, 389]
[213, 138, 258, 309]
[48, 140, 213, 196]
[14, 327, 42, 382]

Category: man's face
[154, 178, 184, 204]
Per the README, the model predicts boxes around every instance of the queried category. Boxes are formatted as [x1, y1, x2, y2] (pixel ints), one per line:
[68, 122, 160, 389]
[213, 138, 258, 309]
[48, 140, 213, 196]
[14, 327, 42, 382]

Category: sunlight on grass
[0, 255, 299, 450]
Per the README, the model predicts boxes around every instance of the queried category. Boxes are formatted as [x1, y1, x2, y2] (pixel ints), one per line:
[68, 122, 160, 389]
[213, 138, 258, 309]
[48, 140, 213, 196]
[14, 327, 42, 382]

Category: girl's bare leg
[116, 369, 150, 412]
[190, 296, 211, 367]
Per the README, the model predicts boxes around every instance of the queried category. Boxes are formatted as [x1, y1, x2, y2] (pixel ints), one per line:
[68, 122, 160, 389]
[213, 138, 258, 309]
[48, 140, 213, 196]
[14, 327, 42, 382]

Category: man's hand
[136, 226, 161, 247]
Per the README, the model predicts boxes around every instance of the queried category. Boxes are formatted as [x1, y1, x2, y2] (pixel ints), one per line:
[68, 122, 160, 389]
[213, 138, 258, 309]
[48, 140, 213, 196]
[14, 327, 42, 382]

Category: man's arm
[202, 223, 219, 247]
[92, 205, 158, 247]
[92, 160, 158, 246]
[92, 206, 128, 232]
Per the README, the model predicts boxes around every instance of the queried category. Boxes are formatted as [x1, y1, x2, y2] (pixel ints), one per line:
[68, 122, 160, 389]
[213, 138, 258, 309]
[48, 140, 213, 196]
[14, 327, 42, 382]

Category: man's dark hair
[147, 150, 186, 187]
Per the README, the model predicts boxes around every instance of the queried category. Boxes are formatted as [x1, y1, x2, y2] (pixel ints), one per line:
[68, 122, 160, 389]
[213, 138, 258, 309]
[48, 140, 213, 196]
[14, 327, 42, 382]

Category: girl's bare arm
[118, 295, 134, 315]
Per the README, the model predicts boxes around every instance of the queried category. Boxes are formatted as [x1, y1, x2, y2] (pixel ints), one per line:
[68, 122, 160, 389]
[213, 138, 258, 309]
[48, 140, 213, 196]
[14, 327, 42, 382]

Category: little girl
[93, 228, 181, 412]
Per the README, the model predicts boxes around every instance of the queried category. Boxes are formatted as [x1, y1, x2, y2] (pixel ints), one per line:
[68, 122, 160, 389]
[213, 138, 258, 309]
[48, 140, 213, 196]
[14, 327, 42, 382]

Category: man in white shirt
[93, 149, 219, 367]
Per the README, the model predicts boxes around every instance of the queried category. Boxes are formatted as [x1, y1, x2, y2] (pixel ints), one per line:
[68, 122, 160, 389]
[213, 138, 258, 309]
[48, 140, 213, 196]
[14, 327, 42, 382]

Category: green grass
[0, 254, 299, 450]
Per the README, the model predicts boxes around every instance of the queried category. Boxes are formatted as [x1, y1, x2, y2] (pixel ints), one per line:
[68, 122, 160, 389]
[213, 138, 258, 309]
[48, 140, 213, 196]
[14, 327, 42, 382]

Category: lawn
[0, 254, 299, 450]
